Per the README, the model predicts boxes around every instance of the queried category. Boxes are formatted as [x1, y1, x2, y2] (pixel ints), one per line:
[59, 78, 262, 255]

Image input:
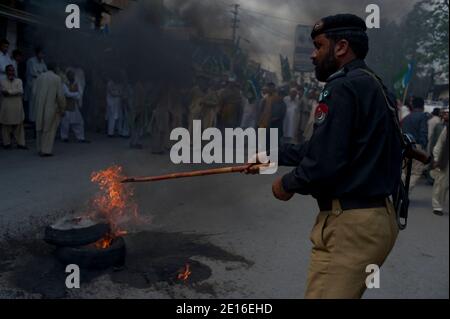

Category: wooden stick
[121, 164, 270, 184]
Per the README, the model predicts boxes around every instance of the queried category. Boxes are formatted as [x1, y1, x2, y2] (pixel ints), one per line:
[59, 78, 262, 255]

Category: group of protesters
[92, 72, 321, 154]
[0, 38, 90, 156]
[399, 96, 449, 216]
[0, 34, 320, 158]
[0, 35, 447, 216]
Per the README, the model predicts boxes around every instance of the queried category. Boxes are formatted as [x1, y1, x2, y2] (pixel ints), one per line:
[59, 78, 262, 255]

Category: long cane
[121, 164, 270, 184]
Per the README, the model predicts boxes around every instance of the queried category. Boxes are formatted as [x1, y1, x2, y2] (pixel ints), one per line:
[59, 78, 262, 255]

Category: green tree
[404, 0, 449, 94]
[368, 0, 448, 98]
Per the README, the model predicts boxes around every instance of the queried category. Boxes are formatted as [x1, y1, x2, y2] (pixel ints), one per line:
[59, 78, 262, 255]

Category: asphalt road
[0, 134, 448, 299]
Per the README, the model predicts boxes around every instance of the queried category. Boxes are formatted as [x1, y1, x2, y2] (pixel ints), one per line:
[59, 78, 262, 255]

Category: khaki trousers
[2, 124, 25, 146]
[403, 146, 427, 190]
[36, 117, 60, 155]
[408, 159, 426, 190]
[432, 168, 449, 212]
[305, 199, 399, 299]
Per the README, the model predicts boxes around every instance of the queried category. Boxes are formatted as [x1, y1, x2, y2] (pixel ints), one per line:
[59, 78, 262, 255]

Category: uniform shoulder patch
[318, 89, 330, 102]
[315, 103, 329, 125]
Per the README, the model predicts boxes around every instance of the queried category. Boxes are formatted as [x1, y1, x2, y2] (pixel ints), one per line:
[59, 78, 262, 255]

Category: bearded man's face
[311, 34, 339, 82]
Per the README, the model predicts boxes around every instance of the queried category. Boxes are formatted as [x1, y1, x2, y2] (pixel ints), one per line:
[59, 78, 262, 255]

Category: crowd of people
[0, 36, 322, 157]
[0, 36, 448, 216]
[0, 38, 89, 156]
[90, 72, 321, 153]
[399, 96, 449, 216]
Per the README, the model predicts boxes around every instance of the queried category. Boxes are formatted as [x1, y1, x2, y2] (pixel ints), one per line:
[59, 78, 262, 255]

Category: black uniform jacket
[279, 59, 402, 201]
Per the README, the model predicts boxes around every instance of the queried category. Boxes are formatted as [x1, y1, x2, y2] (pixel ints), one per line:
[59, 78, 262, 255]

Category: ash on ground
[0, 231, 253, 298]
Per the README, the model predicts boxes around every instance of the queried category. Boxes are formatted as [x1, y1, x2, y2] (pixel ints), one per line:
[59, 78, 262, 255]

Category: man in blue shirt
[402, 97, 429, 189]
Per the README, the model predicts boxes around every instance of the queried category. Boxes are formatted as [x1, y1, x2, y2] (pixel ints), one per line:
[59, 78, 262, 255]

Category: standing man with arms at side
[26, 47, 48, 123]
[11, 50, 24, 80]
[428, 108, 443, 153]
[0, 39, 12, 118]
[283, 88, 301, 145]
[247, 14, 402, 299]
[431, 108, 449, 216]
[60, 70, 89, 144]
[0, 39, 12, 82]
[33, 63, 66, 157]
[0, 65, 27, 150]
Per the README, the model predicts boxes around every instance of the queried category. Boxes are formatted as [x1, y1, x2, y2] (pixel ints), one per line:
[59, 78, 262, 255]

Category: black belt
[317, 197, 387, 212]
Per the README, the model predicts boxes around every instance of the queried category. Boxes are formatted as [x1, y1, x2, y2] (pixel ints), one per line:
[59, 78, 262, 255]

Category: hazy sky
[166, 0, 419, 74]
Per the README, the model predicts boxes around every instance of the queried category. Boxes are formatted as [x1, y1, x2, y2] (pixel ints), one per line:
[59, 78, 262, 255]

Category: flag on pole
[394, 61, 414, 99]
[280, 54, 292, 82]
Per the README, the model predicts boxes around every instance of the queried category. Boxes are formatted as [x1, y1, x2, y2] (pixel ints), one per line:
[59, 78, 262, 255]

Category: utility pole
[230, 4, 240, 74]
[231, 4, 240, 44]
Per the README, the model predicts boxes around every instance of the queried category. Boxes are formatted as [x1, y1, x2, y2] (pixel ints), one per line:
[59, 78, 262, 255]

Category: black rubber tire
[55, 237, 126, 270]
[44, 218, 111, 247]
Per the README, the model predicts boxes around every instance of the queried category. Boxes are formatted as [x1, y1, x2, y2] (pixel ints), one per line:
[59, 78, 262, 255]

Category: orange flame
[93, 230, 128, 250]
[90, 166, 138, 233]
[94, 233, 114, 249]
[177, 264, 192, 281]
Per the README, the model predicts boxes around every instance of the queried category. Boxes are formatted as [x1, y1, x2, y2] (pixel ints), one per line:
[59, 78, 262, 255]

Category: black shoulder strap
[359, 69, 411, 230]
[358, 68, 406, 149]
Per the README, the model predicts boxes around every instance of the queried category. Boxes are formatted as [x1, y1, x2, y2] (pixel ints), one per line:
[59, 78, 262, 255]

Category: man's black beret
[311, 14, 367, 39]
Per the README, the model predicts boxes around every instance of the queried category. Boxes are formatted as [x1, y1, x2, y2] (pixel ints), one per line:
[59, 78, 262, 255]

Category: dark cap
[311, 14, 367, 39]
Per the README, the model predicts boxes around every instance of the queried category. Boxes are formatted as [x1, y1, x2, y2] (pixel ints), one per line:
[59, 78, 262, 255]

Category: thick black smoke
[25, 0, 418, 79]
[164, 0, 419, 73]
[27, 1, 196, 85]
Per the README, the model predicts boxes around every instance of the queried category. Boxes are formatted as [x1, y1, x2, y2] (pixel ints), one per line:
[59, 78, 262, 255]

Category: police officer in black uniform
[248, 14, 402, 298]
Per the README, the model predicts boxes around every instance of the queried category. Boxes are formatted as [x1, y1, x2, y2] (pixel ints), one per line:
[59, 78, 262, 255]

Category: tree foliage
[367, 0, 449, 97]
[406, 0, 449, 82]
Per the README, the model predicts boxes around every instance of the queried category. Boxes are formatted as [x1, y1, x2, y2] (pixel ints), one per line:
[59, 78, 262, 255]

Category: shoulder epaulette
[326, 68, 346, 82]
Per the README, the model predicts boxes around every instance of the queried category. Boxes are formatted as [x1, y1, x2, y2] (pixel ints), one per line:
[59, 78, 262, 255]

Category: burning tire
[55, 236, 126, 269]
[44, 216, 111, 247]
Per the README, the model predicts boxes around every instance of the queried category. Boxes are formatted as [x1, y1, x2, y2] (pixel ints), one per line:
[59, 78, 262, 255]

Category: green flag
[394, 62, 414, 99]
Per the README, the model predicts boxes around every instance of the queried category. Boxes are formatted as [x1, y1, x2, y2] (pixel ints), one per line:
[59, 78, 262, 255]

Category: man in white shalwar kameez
[302, 90, 319, 141]
[106, 78, 123, 137]
[129, 81, 147, 149]
[66, 66, 86, 107]
[11, 49, 23, 79]
[119, 83, 132, 138]
[60, 70, 89, 143]
[240, 83, 258, 129]
[431, 109, 449, 216]
[282, 88, 301, 144]
[0, 65, 27, 149]
[26, 48, 48, 122]
[0, 39, 12, 82]
[33, 64, 66, 156]
[151, 88, 171, 154]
